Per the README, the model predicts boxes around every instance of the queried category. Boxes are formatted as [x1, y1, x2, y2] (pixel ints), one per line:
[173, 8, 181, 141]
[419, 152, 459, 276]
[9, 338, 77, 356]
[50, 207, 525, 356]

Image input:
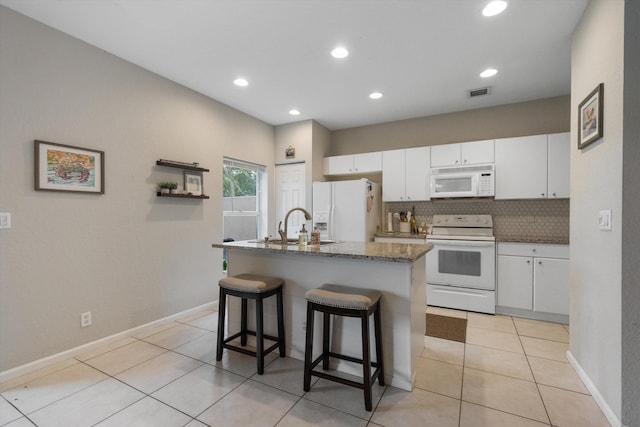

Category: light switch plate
[0, 212, 10, 229]
[598, 210, 612, 231]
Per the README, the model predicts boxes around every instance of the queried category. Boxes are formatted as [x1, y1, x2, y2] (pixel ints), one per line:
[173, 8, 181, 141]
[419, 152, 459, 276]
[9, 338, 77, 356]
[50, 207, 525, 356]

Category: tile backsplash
[385, 198, 569, 240]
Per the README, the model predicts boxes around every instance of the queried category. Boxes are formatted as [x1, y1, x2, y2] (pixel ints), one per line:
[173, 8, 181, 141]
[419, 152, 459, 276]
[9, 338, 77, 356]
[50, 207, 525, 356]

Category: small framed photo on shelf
[34, 140, 104, 194]
[578, 83, 604, 150]
[184, 171, 203, 196]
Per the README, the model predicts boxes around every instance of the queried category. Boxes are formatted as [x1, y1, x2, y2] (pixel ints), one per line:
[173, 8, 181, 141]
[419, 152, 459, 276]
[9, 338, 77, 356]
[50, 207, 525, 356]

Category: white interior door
[275, 163, 306, 240]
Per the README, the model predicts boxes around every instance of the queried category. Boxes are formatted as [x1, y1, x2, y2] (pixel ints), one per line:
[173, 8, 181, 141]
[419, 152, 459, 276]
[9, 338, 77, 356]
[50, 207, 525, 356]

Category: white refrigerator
[312, 179, 381, 242]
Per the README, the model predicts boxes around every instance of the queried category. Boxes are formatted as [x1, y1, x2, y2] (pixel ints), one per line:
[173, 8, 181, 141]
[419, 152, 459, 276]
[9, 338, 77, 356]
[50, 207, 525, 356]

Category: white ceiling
[1, 0, 587, 130]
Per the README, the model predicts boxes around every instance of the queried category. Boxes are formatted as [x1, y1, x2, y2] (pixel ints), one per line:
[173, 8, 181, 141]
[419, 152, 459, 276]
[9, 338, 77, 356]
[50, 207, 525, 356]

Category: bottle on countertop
[311, 227, 321, 244]
[299, 224, 308, 245]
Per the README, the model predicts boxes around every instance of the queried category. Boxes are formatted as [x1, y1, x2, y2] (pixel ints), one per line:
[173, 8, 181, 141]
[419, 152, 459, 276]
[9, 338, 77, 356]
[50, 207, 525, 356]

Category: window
[223, 158, 267, 243]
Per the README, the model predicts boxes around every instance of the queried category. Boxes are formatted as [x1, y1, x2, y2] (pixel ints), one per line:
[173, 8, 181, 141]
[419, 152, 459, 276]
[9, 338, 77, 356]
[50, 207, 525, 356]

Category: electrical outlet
[80, 311, 92, 328]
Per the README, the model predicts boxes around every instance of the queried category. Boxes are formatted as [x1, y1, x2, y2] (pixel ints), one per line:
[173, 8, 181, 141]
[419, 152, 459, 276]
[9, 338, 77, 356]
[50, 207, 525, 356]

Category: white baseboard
[0, 301, 218, 384]
[566, 350, 621, 427]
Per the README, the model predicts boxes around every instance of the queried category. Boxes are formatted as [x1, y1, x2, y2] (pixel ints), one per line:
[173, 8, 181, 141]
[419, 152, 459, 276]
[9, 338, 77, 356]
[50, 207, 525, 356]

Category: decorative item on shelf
[157, 182, 177, 195]
[184, 171, 203, 196]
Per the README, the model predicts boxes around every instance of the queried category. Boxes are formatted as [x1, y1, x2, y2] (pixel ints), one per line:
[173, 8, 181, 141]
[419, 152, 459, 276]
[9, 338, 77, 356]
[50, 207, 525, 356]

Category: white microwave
[430, 164, 495, 198]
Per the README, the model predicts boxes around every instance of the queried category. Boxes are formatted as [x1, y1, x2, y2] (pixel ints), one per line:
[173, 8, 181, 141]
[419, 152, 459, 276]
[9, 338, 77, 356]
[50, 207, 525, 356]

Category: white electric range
[426, 214, 496, 314]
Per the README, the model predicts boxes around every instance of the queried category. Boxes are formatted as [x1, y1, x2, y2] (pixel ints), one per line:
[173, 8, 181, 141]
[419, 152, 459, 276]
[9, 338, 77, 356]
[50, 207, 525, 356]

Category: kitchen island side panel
[225, 249, 426, 391]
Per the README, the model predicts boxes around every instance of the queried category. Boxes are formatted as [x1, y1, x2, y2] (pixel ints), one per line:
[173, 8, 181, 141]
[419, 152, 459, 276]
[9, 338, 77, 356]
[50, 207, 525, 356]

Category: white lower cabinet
[497, 242, 569, 319]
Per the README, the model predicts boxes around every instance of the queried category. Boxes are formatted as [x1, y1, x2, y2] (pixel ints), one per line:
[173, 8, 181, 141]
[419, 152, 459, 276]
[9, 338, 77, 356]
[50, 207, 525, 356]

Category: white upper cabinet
[547, 132, 570, 198]
[430, 139, 494, 167]
[405, 147, 431, 200]
[382, 146, 430, 202]
[324, 152, 382, 175]
[495, 135, 548, 199]
[495, 133, 569, 200]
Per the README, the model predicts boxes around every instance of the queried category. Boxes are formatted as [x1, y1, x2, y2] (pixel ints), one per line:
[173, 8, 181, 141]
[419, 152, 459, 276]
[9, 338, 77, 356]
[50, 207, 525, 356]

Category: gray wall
[570, 0, 624, 424]
[0, 6, 275, 371]
[622, 2, 640, 425]
[329, 96, 570, 155]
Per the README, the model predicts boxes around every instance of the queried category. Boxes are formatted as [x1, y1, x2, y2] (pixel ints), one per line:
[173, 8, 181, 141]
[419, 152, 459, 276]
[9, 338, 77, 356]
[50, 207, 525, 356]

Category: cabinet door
[497, 255, 533, 310]
[405, 146, 430, 201]
[495, 135, 548, 199]
[534, 258, 569, 315]
[461, 139, 494, 165]
[547, 132, 570, 198]
[353, 152, 382, 173]
[382, 149, 406, 201]
[430, 144, 461, 167]
[324, 155, 354, 175]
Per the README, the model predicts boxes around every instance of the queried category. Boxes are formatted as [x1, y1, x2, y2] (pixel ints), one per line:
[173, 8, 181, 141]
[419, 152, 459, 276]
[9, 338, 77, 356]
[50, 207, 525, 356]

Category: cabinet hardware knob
[541, 193, 545, 197]
[527, 260, 531, 264]
[552, 192, 557, 197]
[538, 261, 542, 265]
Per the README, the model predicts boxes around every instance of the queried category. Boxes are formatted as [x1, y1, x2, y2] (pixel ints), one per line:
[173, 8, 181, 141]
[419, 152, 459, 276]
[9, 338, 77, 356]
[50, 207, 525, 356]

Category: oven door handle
[427, 239, 495, 248]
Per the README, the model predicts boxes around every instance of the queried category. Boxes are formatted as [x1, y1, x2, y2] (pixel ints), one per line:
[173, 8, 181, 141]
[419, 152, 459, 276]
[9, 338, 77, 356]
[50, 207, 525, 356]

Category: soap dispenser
[299, 224, 308, 245]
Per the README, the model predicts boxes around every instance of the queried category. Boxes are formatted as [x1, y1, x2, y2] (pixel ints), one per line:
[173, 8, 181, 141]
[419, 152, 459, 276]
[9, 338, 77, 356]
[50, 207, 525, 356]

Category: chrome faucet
[278, 207, 312, 242]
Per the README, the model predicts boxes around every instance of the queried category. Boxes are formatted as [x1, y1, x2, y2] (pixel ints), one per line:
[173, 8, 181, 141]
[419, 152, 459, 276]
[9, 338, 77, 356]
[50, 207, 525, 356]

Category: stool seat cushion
[305, 284, 381, 310]
[219, 273, 284, 293]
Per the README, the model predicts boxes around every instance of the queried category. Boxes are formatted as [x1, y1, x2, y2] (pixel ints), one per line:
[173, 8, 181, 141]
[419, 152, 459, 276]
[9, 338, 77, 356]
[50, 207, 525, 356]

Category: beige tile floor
[0, 306, 611, 427]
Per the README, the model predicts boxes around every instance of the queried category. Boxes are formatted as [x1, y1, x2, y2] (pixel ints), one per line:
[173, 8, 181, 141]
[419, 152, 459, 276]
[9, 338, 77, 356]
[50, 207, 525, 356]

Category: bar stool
[216, 273, 286, 375]
[303, 283, 385, 411]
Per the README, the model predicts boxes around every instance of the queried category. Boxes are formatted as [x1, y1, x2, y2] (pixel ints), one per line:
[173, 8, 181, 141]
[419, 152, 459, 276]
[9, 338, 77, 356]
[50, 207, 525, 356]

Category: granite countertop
[212, 240, 433, 263]
[495, 235, 570, 245]
[374, 232, 429, 240]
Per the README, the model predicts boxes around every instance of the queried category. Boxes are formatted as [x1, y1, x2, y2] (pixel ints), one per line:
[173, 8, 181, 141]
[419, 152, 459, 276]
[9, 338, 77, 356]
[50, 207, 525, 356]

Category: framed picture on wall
[34, 140, 105, 193]
[184, 171, 203, 196]
[578, 83, 604, 149]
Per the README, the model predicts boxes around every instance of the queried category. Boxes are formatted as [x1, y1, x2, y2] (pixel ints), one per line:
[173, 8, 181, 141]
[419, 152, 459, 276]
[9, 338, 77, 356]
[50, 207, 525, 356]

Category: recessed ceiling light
[480, 68, 498, 78]
[482, 1, 507, 16]
[331, 47, 349, 59]
[233, 78, 249, 87]
[289, 109, 301, 116]
[369, 92, 383, 99]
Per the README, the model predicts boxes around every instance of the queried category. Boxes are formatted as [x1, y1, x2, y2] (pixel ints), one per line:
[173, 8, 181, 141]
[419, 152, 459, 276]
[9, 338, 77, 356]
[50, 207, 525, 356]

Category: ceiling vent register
[467, 86, 492, 98]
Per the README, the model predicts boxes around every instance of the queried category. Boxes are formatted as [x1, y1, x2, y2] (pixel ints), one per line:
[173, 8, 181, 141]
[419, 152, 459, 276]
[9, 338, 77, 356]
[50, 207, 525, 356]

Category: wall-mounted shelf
[156, 192, 210, 199]
[156, 159, 210, 172]
[156, 159, 209, 199]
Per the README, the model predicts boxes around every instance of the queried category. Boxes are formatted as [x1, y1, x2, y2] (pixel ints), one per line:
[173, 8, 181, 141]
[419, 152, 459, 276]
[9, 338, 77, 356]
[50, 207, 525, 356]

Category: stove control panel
[432, 215, 492, 228]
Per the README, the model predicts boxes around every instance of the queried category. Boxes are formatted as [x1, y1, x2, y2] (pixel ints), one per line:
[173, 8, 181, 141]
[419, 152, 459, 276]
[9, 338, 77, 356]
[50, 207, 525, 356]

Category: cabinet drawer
[498, 242, 569, 259]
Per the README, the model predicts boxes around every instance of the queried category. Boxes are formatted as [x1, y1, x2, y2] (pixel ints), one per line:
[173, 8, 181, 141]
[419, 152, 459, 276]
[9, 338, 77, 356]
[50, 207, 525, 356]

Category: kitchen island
[211, 240, 432, 391]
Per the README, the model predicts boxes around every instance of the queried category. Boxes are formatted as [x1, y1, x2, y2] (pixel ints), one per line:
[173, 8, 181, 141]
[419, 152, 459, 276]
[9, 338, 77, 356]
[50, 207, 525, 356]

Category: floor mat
[425, 313, 467, 343]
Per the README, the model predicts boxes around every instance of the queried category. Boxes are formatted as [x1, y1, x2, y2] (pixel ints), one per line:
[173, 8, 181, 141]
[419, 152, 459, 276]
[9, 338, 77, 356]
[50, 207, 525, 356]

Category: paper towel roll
[387, 212, 393, 232]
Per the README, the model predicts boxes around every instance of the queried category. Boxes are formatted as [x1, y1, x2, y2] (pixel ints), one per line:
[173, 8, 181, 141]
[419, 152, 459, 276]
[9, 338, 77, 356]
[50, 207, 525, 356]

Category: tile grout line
[515, 318, 553, 426]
